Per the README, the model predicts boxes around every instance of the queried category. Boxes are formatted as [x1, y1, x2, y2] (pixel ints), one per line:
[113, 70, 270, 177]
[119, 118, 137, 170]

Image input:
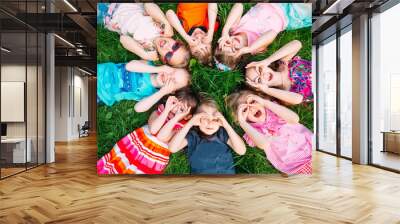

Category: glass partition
[1, 30, 28, 178]
[0, 0, 46, 179]
[317, 36, 337, 154]
[339, 27, 352, 158]
[370, 3, 400, 171]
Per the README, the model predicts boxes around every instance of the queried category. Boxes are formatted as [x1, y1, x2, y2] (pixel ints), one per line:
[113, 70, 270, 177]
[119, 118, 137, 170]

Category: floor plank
[0, 135, 399, 224]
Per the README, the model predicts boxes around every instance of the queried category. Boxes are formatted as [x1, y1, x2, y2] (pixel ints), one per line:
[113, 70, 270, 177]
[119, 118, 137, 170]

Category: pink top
[231, 3, 287, 46]
[243, 108, 313, 175]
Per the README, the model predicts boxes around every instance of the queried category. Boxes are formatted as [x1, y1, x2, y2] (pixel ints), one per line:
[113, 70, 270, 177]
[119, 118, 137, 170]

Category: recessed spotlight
[54, 34, 75, 48]
[63, 0, 78, 12]
[1, 47, 11, 53]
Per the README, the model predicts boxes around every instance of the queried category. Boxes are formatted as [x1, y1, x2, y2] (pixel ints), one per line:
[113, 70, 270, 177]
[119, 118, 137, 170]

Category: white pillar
[45, 1, 55, 163]
[46, 33, 55, 163]
[352, 14, 369, 164]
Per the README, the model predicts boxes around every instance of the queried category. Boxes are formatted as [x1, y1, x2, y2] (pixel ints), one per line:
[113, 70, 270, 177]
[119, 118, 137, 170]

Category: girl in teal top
[97, 60, 191, 113]
[98, 61, 156, 106]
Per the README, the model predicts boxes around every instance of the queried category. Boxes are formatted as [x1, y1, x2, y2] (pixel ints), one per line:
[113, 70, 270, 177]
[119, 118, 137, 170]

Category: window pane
[371, 3, 400, 171]
[340, 29, 352, 158]
[1, 30, 27, 177]
[27, 31, 38, 169]
[318, 37, 337, 154]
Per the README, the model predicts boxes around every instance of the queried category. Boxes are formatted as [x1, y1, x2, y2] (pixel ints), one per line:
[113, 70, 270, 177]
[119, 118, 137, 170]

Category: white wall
[54, 67, 89, 141]
[1, 65, 38, 138]
[1, 64, 46, 163]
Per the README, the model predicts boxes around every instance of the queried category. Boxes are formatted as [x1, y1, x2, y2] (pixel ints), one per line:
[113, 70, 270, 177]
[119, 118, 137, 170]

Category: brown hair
[191, 46, 212, 66]
[214, 48, 241, 70]
[193, 51, 212, 66]
[174, 87, 199, 115]
[196, 93, 218, 113]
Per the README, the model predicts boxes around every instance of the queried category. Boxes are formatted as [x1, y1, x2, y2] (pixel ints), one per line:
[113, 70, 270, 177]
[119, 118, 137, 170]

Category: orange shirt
[176, 3, 219, 34]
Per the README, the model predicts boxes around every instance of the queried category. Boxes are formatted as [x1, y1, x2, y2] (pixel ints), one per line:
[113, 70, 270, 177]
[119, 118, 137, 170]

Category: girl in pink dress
[214, 3, 311, 71]
[227, 90, 312, 175]
[245, 40, 312, 105]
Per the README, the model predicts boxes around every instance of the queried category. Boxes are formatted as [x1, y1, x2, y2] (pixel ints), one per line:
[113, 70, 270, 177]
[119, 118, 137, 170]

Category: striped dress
[97, 125, 170, 174]
[97, 105, 186, 175]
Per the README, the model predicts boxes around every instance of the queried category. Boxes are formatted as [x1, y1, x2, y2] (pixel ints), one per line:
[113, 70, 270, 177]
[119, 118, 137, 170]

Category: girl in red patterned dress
[97, 88, 199, 174]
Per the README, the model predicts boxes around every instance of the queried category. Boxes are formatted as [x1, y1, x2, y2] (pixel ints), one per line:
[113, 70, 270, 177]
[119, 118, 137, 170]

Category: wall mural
[96, 3, 313, 175]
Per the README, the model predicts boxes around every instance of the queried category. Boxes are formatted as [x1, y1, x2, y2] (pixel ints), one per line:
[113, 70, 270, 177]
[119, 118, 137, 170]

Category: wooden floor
[372, 150, 400, 171]
[0, 136, 400, 224]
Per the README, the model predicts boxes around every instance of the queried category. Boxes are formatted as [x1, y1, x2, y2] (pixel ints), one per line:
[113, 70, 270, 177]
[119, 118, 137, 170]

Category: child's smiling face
[219, 34, 246, 57]
[197, 104, 221, 135]
[154, 37, 189, 67]
[155, 68, 190, 91]
[246, 66, 281, 87]
[190, 28, 207, 41]
[237, 94, 266, 123]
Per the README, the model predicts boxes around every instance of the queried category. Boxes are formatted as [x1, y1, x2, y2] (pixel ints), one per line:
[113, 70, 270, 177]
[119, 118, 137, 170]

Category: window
[370, 2, 400, 171]
[339, 28, 352, 158]
[317, 36, 337, 154]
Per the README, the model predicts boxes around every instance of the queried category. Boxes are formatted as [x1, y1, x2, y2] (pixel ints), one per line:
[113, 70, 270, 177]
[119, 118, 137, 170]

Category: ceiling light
[323, 0, 354, 15]
[323, 0, 343, 14]
[54, 34, 75, 48]
[63, 0, 78, 12]
[1, 47, 11, 53]
[78, 67, 92, 76]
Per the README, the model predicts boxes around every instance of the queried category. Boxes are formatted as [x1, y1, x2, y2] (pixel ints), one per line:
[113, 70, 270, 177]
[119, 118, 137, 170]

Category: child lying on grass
[97, 60, 190, 110]
[166, 3, 218, 65]
[227, 90, 312, 175]
[98, 3, 190, 67]
[169, 96, 246, 174]
[97, 90, 199, 174]
[245, 40, 312, 104]
[215, 3, 311, 71]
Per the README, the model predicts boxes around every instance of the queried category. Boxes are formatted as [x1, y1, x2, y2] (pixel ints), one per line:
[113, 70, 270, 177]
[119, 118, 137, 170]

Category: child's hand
[247, 94, 265, 106]
[163, 23, 174, 37]
[218, 35, 230, 50]
[174, 103, 191, 120]
[234, 47, 251, 58]
[160, 78, 176, 94]
[165, 96, 178, 112]
[203, 34, 213, 45]
[145, 51, 159, 61]
[246, 60, 269, 70]
[215, 112, 228, 127]
[158, 65, 175, 75]
[190, 113, 206, 126]
[246, 78, 268, 92]
[237, 104, 249, 123]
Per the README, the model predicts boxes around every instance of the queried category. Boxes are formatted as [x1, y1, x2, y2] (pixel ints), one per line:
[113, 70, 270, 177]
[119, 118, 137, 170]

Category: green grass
[97, 3, 313, 174]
